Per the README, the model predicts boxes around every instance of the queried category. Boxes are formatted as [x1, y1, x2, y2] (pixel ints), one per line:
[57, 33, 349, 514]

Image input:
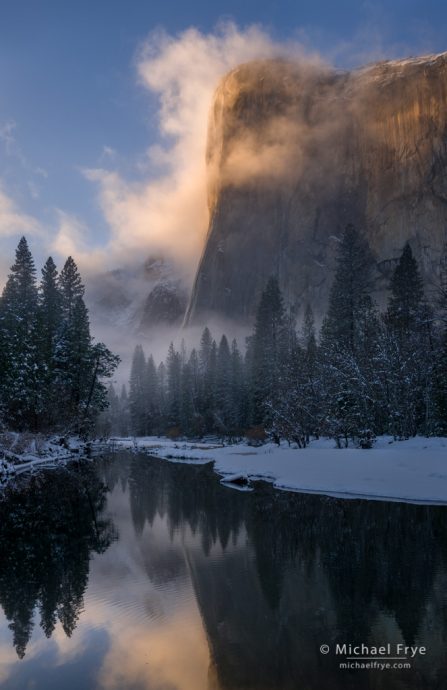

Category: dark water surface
[1, 452, 447, 690]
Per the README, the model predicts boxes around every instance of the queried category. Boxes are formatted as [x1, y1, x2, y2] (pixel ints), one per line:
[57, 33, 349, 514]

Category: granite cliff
[185, 53, 447, 325]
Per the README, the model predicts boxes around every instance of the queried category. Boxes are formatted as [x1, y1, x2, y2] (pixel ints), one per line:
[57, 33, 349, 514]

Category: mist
[1, 19, 440, 389]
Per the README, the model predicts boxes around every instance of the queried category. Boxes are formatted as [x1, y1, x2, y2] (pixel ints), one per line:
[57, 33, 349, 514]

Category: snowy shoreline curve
[109, 436, 447, 506]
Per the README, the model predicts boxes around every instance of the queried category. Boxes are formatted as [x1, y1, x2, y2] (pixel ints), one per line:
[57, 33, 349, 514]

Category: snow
[0, 434, 98, 487]
[3, 431, 447, 505]
[110, 435, 447, 506]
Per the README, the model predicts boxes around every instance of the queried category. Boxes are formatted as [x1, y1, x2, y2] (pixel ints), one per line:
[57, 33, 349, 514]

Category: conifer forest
[100, 225, 447, 447]
[0, 237, 119, 436]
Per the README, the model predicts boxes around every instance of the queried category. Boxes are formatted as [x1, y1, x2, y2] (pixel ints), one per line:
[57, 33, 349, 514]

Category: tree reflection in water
[0, 463, 116, 659]
[2, 452, 447, 690]
[124, 455, 447, 690]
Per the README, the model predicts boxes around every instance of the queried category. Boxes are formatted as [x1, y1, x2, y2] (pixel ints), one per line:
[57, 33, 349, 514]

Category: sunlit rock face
[185, 53, 447, 324]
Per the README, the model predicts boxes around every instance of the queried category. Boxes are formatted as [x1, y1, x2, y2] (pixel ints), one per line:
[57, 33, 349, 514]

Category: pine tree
[433, 331, 447, 433]
[321, 224, 375, 353]
[180, 361, 195, 434]
[319, 226, 378, 445]
[198, 328, 217, 428]
[118, 385, 131, 436]
[129, 345, 146, 435]
[199, 327, 213, 373]
[187, 348, 203, 435]
[80, 341, 120, 436]
[300, 305, 320, 436]
[53, 296, 93, 431]
[157, 362, 167, 430]
[58, 256, 84, 325]
[384, 243, 433, 437]
[386, 243, 424, 338]
[230, 338, 247, 434]
[52, 257, 93, 430]
[188, 348, 200, 406]
[215, 335, 233, 435]
[37, 257, 63, 427]
[0, 241, 118, 434]
[144, 355, 160, 434]
[248, 276, 288, 425]
[0, 237, 40, 429]
[433, 247, 447, 432]
[166, 343, 181, 429]
[302, 305, 317, 363]
[265, 340, 308, 447]
[207, 340, 218, 429]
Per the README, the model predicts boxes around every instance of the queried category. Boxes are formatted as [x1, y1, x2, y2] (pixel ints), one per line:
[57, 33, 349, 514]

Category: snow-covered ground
[3, 432, 447, 506]
[109, 435, 447, 506]
[0, 433, 96, 487]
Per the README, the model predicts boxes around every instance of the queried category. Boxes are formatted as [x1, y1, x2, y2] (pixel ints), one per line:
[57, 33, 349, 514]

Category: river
[0, 451, 446, 689]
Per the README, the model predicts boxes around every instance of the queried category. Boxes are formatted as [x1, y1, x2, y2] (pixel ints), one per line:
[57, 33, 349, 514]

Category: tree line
[0, 237, 119, 435]
[105, 224, 447, 446]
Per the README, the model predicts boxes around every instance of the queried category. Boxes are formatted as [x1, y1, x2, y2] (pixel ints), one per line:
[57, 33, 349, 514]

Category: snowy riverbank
[0, 433, 96, 486]
[110, 435, 447, 506]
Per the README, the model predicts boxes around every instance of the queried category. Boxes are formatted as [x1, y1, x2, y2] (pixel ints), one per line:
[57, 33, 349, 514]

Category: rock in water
[185, 55, 447, 325]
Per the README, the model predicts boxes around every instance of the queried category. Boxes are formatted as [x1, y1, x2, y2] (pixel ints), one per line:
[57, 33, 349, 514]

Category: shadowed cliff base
[185, 54, 447, 326]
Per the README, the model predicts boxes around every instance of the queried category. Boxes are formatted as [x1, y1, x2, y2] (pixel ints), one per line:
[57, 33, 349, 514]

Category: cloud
[0, 183, 44, 284]
[0, 184, 41, 238]
[52, 209, 90, 257]
[2, 21, 422, 283]
[83, 23, 296, 281]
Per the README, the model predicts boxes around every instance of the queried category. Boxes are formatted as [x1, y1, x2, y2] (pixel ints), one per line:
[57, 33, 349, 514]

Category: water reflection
[0, 452, 447, 689]
[124, 455, 447, 690]
[0, 463, 115, 659]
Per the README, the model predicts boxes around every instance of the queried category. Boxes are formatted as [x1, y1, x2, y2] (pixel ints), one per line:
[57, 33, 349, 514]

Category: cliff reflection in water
[1, 453, 447, 690]
[0, 464, 116, 659]
[122, 455, 447, 690]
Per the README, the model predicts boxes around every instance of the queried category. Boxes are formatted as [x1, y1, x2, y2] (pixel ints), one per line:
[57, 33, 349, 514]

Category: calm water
[1, 452, 447, 690]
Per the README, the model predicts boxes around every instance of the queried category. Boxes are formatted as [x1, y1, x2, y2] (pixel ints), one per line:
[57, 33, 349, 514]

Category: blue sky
[1, 0, 446, 282]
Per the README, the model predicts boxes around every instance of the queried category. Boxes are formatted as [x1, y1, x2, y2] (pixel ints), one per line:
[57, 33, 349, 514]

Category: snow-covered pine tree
[58, 256, 84, 324]
[56, 296, 92, 428]
[321, 224, 375, 352]
[319, 225, 378, 446]
[53, 256, 92, 428]
[248, 276, 288, 426]
[432, 247, 447, 432]
[179, 360, 195, 435]
[264, 338, 309, 447]
[0, 237, 40, 429]
[166, 342, 182, 430]
[433, 330, 447, 433]
[300, 304, 321, 438]
[157, 362, 167, 430]
[0, 242, 118, 434]
[215, 335, 233, 435]
[57, 255, 119, 434]
[197, 328, 217, 430]
[384, 243, 434, 437]
[81, 341, 120, 436]
[119, 385, 131, 436]
[386, 243, 424, 336]
[230, 338, 247, 435]
[129, 345, 147, 435]
[36, 256, 63, 427]
[186, 348, 203, 436]
[144, 355, 160, 434]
